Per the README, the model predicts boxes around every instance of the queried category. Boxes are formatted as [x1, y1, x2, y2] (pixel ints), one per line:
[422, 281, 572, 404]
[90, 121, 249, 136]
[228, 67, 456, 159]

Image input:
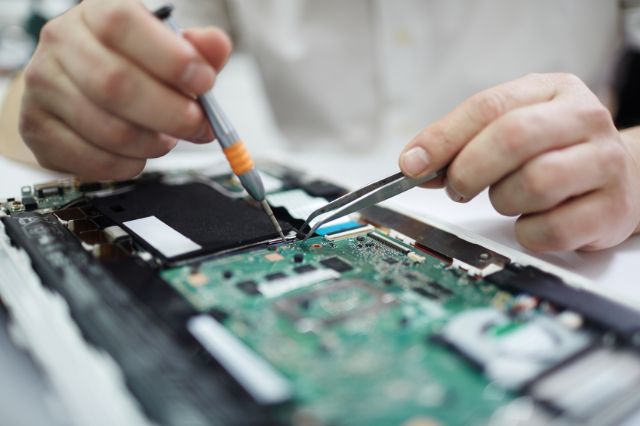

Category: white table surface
[1, 54, 639, 306]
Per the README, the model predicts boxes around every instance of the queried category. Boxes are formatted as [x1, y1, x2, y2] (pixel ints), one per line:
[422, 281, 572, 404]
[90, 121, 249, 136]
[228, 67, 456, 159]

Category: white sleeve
[624, 0, 640, 50]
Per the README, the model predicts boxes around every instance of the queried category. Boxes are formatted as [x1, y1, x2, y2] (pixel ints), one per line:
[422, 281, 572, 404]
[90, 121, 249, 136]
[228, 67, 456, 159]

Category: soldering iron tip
[261, 200, 285, 240]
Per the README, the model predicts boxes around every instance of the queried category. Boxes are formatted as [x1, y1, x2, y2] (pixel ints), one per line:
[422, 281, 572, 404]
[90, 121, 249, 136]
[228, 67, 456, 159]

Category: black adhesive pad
[92, 181, 291, 261]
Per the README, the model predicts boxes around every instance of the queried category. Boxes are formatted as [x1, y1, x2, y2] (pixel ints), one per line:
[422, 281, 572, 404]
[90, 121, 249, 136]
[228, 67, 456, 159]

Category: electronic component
[34, 182, 63, 198]
[274, 279, 394, 326]
[319, 256, 353, 273]
[293, 265, 317, 274]
[188, 272, 209, 287]
[22, 196, 37, 211]
[265, 252, 284, 262]
[369, 232, 411, 254]
[435, 308, 592, 389]
[407, 252, 425, 263]
[324, 224, 374, 241]
[258, 269, 339, 298]
[265, 272, 287, 281]
[237, 280, 261, 295]
[413, 287, 439, 300]
[103, 225, 129, 243]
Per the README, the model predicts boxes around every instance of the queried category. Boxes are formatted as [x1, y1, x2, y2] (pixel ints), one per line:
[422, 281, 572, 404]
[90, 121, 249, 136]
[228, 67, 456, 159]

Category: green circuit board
[6, 171, 629, 426]
[162, 231, 519, 425]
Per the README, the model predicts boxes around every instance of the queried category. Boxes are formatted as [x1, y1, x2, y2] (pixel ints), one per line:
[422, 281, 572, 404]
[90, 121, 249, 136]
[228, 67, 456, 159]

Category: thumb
[398, 73, 558, 179]
[183, 27, 233, 73]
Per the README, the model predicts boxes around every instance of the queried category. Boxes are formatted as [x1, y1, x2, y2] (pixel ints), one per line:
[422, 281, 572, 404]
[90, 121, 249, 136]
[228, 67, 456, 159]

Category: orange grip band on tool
[223, 141, 255, 176]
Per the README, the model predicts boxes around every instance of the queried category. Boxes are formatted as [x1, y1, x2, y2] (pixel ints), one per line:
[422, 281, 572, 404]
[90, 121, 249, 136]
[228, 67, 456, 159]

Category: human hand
[399, 73, 640, 252]
[19, 0, 231, 180]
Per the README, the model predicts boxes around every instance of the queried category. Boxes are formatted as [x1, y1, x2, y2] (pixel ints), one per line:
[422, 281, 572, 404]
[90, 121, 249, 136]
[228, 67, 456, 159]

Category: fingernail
[400, 146, 430, 177]
[446, 184, 465, 203]
[181, 62, 215, 93]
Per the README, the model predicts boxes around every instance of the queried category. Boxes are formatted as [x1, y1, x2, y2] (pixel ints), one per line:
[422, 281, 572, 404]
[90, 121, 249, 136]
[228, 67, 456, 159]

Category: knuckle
[39, 20, 60, 45]
[427, 121, 455, 149]
[108, 122, 140, 150]
[520, 167, 549, 199]
[96, 66, 133, 105]
[470, 90, 507, 123]
[94, 3, 132, 41]
[581, 104, 613, 129]
[554, 72, 583, 87]
[497, 116, 528, 153]
[23, 64, 44, 87]
[169, 51, 194, 83]
[18, 107, 42, 142]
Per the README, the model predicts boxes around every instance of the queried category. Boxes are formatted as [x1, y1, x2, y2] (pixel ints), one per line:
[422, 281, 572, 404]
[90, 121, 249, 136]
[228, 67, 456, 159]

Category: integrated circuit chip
[237, 280, 261, 295]
[293, 265, 317, 274]
[319, 256, 353, 273]
[265, 272, 287, 281]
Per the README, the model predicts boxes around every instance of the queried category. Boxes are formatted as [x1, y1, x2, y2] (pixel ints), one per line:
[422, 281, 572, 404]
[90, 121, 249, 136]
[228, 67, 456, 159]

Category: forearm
[620, 125, 640, 234]
[0, 72, 38, 165]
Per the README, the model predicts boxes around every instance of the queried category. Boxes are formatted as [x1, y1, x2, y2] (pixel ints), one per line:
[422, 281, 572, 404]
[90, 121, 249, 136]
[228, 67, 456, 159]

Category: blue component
[316, 221, 362, 236]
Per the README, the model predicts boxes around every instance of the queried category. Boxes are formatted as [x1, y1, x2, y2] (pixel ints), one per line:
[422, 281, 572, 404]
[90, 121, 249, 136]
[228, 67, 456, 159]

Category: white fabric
[227, 0, 622, 151]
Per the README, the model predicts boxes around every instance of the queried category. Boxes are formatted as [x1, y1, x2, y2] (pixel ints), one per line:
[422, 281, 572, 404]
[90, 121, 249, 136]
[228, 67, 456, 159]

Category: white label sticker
[123, 216, 201, 258]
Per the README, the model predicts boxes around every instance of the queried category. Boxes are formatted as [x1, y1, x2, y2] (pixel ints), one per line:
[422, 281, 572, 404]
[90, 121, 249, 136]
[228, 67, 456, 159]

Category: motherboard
[1, 164, 640, 426]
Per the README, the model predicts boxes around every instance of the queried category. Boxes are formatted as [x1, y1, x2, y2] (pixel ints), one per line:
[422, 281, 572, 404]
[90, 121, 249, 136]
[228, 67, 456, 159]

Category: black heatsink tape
[91, 181, 292, 262]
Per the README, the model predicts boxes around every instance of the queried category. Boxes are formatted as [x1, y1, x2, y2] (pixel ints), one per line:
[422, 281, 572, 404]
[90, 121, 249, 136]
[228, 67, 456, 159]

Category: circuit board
[163, 232, 514, 425]
[3, 167, 640, 426]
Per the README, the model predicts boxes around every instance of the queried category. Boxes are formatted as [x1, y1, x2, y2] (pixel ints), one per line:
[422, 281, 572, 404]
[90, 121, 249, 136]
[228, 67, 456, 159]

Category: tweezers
[299, 168, 445, 240]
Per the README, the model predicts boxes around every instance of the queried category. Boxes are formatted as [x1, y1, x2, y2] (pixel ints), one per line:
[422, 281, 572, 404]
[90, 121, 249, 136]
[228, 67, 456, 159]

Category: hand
[19, 0, 231, 180]
[399, 73, 640, 252]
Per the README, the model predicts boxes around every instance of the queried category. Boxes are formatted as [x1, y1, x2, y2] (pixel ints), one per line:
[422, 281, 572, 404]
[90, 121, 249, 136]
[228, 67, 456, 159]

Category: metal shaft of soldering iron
[154, 6, 285, 240]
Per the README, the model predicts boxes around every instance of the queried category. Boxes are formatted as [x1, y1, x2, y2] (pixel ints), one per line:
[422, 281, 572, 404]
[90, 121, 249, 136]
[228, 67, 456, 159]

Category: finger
[82, 0, 216, 95]
[22, 107, 146, 181]
[447, 97, 612, 202]
[399, 73, 558, 178]
[183, 27, 232, 72]
[515, 191, 606, 251]
[51, 12, 211, 143]
[514, 187, 635, 252]
[489, 141, 616, 216]
[29, 58, 178, 159]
